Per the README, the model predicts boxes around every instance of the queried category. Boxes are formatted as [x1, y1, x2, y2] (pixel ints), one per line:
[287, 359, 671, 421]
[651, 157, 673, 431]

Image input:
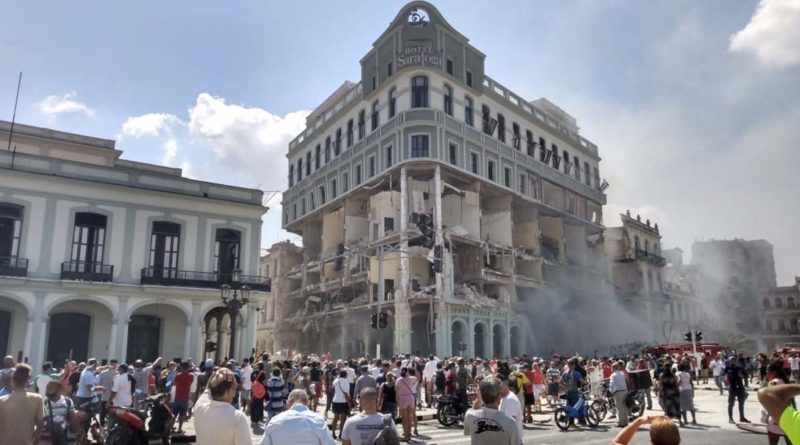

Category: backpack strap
[383, 414, 392, 427]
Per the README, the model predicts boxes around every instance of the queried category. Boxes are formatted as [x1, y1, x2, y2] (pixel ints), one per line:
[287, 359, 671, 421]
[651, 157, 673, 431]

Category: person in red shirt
[521, 364, 536, 421]
[171, 361, 195, 434]
[601, 359, 613, 380]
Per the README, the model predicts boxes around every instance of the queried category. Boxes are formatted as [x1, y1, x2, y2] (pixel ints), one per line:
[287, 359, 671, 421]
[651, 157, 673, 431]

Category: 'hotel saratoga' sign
[397, 41, 442, 68]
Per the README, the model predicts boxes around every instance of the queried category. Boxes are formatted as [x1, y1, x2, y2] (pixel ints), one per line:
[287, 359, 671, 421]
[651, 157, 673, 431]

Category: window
[789, 297, 796, 309]
[310, 192, 316, 210]
[519, 174, 526, 194]
[149, 222, 180, 278]
[446, 58, 453, 75]
[355, 164, 362, 184]
[368, 156, 375, 177]
[584, 162, 591, 185]
[70, 213, 107, 268]
[297, 159, 302, 182]
[371, 100, 379, 131]
[531, 173, 540, 199]
[347, 120, 354, 147]
[552, 144, 560, 169]
[538, 137, 546, 162]
[776, 297, 784, 309]
[301, 198, 306, 214]
[335, 129, 342, 156]
[411, 76, 428, 108]
[388, 88, 396, 118]
[288, 165, 294, 187]
[315, 144, 321, 170]
[574, 156, 580, 180]
[563, 149, 570, 174]
[763, 298, 772, 309]
[449, 143, 457, 165]
[411, 134, 429, 158]
[470, 152, 479, 174]
[512, 123, 520, 149]
[305, 152, 311, 175]
[634, 236, 640, 251]
[487, 160, 495, 181]
[319, 185, 326, 204]
[465, 96, 474, 126]
[526, 130, 534, 156]
[292, 203, 297, 220]
[324, 138, 331, 163]
[0, 203, 24, 261]
[215, 229, 241, 276]
[443, 84, 453, 116]
[372, 75, 376, 91]
[594, 167, 600, 188]
[384, 217, 395, 232]
[497, 114, 506, 142]
[466, 71, 473, 87]
[482, 105, 491, 134]
[387, 61, 393, 77]
[504, 167, 511, 187]
[386, 145, 393, 168]
[358, 110, 366, 139]
[645, 239, 650, 254]
[342, 172, 349, 191]
[331, 179, 337, 198]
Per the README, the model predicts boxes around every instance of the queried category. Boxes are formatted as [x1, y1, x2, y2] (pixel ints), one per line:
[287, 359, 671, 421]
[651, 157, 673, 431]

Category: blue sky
[2, 0, 799, 284]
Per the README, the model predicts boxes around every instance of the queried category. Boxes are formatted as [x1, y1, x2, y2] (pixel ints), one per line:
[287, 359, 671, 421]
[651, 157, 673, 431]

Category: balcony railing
[634, 249, 666, 267]
[61, 261, 114, 282]
[140, 267, 270, 292]
[0, 256, 28, 277]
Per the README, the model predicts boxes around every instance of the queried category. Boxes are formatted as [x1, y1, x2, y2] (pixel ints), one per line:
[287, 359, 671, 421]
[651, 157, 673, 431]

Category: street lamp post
[220, 269, 251, 360]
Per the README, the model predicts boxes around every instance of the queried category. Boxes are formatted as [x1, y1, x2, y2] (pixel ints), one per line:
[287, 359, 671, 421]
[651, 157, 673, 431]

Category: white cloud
[187, 93, 309, 190]
[730, 0, 800, 67]
[37, 91, 94, 117]
[122, 113, 182, 138]
[161, 138, 178, 166]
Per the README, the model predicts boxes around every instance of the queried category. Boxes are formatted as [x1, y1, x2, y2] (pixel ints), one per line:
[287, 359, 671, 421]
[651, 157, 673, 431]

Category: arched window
[764, 298, 771, 310]
[792, 319, 799, 334]
[779, 319, 787, 332]
[214, 229, 241, 280]
[776, 297, 783, 309]
[443, 84, 452, 116]
[647, 270, 653, 291]
[411, 76, 428, 108]
[789, 297, 796, 309]
[70, 212, 107, 267]
[482, 105, 491, 135]
[358, 110, 366, 139]
[654, 242, 660, 255]
[464, 96, 474, 126]
[497, 114, 506, 143]
[149, 222, 180, 278]
[644, 239, 650, 254]
[766, 319, 773, 332]
[388, 88, 397, 118]
[0, 203, 24, 260]
[346, 119, 354, 147]
[634, 236, 641, 252]
[512, 123, 521, 150]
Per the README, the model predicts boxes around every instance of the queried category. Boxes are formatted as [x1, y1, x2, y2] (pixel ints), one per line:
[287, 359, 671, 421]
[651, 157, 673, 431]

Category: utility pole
[691, 329, 699, 380]
[376, 245, 384, 359]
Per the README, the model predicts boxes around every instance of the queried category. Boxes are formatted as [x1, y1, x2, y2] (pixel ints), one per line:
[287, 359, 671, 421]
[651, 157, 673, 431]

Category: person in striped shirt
[265, 369, 285, 422]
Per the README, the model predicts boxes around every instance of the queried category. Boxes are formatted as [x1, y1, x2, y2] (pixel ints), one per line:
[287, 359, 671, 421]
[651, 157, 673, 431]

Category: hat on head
[205, 359, 214, 368]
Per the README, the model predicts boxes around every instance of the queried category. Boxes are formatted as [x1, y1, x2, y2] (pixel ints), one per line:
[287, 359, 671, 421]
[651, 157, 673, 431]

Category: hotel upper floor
[0, 120, 269, 291]
[283, 1, 606, 229]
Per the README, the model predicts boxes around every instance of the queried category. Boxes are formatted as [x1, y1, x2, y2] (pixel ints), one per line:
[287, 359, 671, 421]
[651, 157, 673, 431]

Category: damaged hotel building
[275, 2, 609, 357]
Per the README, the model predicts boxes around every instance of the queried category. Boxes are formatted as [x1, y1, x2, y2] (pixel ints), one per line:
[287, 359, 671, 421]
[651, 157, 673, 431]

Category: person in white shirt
[677, 363, 696, 426]
[463, 376, 519, 445]
[422, 355, 438, 408]
[194, 368, 253, 445]
[609, 362, 629, 428]
[711, 355, 725, 395]
[109, 364, 134, 408]
[34, 362, 54, 398]
[498, 380, 524, 445]
[241, 359, 253, 414]
[342, 387, 398, 445]
[331, 370, 351, 440]
[791, 354, 799, 383]
[261, 389, 335, 445]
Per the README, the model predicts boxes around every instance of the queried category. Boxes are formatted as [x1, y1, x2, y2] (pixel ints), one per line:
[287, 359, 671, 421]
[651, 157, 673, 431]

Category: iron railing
[140, 267, 270, 292]
[61, 261, 114, 282]
[0, 256, 28, 277]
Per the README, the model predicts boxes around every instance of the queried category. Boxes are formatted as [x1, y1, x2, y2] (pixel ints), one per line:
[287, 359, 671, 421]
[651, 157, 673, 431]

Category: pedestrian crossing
[407, 420, 609, 445]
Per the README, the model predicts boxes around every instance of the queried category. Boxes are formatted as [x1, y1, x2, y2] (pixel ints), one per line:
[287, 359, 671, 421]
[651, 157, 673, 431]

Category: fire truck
[646, 343, 726, 358]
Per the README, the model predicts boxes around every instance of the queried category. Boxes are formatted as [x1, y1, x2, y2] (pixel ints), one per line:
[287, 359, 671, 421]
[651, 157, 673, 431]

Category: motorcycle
[436, 385, 477, 427]
[105, 394, 174, 445]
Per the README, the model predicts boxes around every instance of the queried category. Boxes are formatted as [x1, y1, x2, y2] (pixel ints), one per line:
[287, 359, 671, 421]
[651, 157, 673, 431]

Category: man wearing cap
[353, 366, 376, 410]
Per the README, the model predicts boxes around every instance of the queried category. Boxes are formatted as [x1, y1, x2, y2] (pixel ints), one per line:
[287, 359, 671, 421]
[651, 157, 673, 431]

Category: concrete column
[23, 317, 34, 364]
[244, 305, 257, 359]
[433, 166, 448, 356]
[184, 323, 191, 359]
[115, 297, 129, 362]
[395, 167, 412, 355]
[467, 312, 475, 358]
[29, 293, 47, 370]
[189, 300, 202, 360]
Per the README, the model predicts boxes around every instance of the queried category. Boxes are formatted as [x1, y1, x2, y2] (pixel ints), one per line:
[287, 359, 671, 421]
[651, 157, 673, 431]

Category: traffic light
[378, 312, 388, 329]
[433, 245, 443, 273]
[683, 331, 692, 342]
[370, 313, 378, 329]
[695, 331, 703, 342]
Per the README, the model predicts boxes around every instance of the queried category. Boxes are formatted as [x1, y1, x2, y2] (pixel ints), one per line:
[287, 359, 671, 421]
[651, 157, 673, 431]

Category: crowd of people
[2, 348, 800, 444]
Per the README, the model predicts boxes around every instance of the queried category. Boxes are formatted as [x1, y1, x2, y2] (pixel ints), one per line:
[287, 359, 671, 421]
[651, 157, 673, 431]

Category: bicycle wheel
[629, 393, 645, 419]
[586, 404, 602, 427]
[105, 425, 129, 445]
[554, 407, 572, 431]
[437, 404, 459, 427]
[590, 400, 607, 421]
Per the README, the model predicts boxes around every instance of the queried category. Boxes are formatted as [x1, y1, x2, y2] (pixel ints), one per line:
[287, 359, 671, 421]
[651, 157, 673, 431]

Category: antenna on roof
[7, 71, 22, 152]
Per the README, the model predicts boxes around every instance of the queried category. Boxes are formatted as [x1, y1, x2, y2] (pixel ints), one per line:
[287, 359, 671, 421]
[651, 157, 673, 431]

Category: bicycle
[553, 393, 602, 431]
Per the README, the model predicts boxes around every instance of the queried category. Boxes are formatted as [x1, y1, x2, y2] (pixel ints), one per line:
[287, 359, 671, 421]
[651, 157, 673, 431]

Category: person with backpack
[341, 387, 399, 445]
[42, 380, 79, 445]
[250, 363, 267, 429]
[260, 389, 334, 445]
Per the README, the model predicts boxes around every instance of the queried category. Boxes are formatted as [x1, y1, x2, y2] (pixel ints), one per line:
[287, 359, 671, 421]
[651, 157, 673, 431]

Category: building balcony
[61, 261, 114, 282]
[140, 267, 270, 292]
[0, 256, 28, 277]
[634, 249, 666, 267]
